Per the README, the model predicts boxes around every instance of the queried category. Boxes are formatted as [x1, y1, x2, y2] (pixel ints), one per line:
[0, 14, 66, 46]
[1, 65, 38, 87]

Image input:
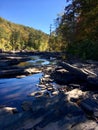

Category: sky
[0, 0, 66, 34]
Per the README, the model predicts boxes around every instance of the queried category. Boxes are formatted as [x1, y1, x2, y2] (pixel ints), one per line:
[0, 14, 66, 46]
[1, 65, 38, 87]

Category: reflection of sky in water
[28, 59, 50, 65]
[18, 55, 50, 67]
[0, 56, 57, 110]
[0, 73, 42, 106]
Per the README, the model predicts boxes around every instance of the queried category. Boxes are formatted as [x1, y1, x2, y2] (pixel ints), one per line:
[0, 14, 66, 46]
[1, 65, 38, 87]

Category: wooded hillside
[0, 0, 98, 60]
[0, 17, 49, 51]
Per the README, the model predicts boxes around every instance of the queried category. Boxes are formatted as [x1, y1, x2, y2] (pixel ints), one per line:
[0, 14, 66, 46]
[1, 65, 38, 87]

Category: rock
[71, 120, 98, 130]
[25, 68, 42, 74]
[43, 91, 50, 97]
[16, 75, 26, 78]
[51, 68, 77, 84]
[0, 107, 18, 116]
[58, 85, 68, 92]
[33, 97, 84, 129]
[58, 115, 86, 130]
[66, 89, 86, 101]
[47, 87, 53, 91]
[56, 68, 69, 73]
[69, 83, 80, 89]
[52, 91, 59, 96]
[44, 74, 50, 78]
[0, 68, 26, 78]
[94, 111, 98, 117]
[79, 98, 98, 117]
[38, 85, 47, 89]
[29, 91, 45, 97]
[0, 111, 33, 129]
[59, 62, 88, 80]
[32, 122, 59, 130]
[87, 76, 98, 90]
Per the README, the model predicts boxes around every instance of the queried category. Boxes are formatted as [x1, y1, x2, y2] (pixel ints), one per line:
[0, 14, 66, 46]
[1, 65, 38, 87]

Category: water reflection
[18, 55, 50, 67]
[0, 73, 42, 106]
[0, 55, 57, 110]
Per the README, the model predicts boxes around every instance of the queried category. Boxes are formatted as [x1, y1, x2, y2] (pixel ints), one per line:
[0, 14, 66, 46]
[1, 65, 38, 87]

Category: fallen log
[58, 62, 98, 88]
[58, 62, 88, 80]
[83, 68, 97, 77]
[58, 62, 97, 77]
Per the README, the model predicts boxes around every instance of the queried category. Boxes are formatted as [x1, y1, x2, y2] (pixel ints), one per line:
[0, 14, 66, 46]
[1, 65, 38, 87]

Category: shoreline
[0, 51, 98, 130]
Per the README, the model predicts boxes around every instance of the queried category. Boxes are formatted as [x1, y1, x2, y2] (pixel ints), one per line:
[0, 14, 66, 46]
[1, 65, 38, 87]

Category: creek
[0, 55, 56, 110]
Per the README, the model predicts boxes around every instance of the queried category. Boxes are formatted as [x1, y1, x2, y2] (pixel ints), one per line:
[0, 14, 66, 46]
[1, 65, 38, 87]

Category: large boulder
[51, 68, 77, 85]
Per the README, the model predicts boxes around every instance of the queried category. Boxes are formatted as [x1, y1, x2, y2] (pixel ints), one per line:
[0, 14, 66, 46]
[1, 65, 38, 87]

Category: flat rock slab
[71, 120, 98, 130]
[79, 98, 98, 116]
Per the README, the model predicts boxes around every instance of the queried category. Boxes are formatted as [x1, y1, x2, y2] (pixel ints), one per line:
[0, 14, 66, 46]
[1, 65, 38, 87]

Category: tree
[0, 17, 49, 51]
[52, 0, 98, 59]
[10, 30, 21, 50]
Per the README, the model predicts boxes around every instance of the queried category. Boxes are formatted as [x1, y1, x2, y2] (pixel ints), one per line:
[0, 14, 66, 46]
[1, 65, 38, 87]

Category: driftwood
[58, 62, 98, 87]
[58, 62, 88, 80]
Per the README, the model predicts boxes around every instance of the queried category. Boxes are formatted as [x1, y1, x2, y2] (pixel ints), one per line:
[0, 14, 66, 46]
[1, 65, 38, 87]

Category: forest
[0, 0, 98, 60]
[49, 0, 98, 60]
[0, 1, 98, 129]
[0, 17, 49, 51]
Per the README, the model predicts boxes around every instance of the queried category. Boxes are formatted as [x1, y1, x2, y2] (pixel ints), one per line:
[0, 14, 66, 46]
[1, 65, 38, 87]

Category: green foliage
[0, 17, 49, 51]
[50, 0, 98, 60]
[67, 40, 98, 60]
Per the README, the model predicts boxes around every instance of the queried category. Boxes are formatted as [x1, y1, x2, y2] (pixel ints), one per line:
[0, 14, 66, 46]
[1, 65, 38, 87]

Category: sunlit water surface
[0, 55, 55, 110]
[0, 73, 42, 110]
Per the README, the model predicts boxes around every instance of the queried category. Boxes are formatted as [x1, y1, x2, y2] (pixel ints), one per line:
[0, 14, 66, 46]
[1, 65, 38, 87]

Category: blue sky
[0, 0, 66, 34]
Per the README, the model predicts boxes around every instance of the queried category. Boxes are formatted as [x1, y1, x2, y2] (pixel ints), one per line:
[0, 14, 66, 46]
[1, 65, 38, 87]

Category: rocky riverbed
[0, 51, 98, 130]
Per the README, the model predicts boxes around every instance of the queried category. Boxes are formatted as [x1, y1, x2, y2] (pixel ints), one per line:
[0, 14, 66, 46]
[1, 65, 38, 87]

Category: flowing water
[0, 55, 55, 110]
[18, 56, 50, 67]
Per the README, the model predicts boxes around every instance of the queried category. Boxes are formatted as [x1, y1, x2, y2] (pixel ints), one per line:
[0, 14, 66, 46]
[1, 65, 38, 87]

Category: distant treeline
[0, 17, 49, 51]
[0, 0, 98, 60]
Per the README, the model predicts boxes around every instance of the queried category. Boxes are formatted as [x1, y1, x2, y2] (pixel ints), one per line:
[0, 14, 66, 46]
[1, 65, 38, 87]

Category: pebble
[52, 91, 59, 96]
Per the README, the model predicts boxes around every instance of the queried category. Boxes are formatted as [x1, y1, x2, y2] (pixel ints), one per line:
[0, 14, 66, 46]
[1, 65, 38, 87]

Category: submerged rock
[21, 101, 32, 111]
[29, 90, 46, 98]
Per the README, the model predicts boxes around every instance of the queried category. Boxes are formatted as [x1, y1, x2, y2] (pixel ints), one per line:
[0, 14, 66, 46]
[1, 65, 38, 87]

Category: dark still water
[0, 73, 42, 109]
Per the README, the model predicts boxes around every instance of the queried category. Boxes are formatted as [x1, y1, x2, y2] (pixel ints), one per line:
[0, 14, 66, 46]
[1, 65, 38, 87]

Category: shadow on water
[0, 73, 42, 110]
[0, 55, 57, 110]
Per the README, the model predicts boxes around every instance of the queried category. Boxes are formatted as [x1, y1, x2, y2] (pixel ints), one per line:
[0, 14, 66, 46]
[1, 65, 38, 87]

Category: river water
[0, 56, 55, 110]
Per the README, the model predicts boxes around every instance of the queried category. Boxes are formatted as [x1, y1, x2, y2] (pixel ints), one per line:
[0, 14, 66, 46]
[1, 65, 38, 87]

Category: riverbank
[0, 51, 98, 130]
